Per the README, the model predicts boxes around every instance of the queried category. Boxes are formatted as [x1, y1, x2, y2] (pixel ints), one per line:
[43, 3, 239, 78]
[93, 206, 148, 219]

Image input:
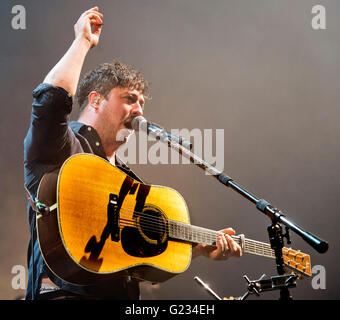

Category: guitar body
[36, 153, 192, 285]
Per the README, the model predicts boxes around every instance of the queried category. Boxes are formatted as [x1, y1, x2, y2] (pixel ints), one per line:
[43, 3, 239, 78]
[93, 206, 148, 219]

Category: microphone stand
[156, 133, 329, 300]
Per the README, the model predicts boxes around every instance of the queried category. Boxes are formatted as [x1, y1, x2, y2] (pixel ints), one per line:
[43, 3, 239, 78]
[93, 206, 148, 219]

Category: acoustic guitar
[36, 153, 311, 286]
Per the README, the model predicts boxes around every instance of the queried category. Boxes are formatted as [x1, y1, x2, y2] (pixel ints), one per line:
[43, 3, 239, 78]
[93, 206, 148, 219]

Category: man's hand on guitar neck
[192, 228, 242, 260]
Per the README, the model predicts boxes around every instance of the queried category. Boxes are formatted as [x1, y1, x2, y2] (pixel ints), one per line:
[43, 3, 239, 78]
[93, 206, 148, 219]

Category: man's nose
[131, 102, 143, 116]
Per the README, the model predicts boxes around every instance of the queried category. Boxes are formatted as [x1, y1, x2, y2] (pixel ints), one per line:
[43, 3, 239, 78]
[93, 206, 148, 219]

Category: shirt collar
[69, 121, 107, 160]
[69, 121, 142, 181]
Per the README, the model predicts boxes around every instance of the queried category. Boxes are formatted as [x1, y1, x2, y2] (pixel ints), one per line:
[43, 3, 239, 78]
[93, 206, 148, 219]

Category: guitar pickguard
[81, 174, 169, 270]
[80, 175, 137, 270]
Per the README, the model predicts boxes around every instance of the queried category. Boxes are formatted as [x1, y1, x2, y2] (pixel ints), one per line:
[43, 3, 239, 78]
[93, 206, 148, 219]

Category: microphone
[131, 116, 192, 149]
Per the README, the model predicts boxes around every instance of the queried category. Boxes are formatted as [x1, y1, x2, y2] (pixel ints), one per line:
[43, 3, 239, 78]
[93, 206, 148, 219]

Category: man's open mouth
[124, 121, 133, 130]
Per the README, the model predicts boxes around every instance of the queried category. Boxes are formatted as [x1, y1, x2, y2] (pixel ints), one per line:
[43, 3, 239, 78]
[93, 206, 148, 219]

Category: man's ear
[88, 91, 101, 110]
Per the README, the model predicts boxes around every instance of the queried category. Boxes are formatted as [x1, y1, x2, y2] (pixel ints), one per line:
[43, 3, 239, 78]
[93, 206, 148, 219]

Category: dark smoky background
[0, 0, 338, 300]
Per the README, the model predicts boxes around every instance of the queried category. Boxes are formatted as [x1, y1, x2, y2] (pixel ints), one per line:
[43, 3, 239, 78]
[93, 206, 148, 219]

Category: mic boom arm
[132, 116, 192, 149]
[133, 117, 328, 255]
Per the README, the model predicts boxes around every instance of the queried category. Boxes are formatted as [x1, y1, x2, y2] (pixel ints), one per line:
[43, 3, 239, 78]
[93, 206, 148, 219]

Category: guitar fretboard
[168, 220, 275, 259]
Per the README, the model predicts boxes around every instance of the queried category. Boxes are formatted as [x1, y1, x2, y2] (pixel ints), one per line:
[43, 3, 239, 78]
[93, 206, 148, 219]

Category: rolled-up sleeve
[24, 83, 74, 165]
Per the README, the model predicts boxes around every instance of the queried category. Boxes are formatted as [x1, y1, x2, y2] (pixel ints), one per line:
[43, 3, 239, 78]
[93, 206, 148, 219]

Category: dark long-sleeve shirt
[24, 83, 140, 300]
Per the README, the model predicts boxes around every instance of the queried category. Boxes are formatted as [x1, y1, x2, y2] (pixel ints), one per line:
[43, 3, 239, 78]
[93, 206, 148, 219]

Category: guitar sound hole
[121, 205, 168, 258]
[138, 207, 167, 244]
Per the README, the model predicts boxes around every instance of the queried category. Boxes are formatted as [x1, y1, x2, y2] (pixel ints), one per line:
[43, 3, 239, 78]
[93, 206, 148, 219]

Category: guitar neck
[168, 220, 275, 259]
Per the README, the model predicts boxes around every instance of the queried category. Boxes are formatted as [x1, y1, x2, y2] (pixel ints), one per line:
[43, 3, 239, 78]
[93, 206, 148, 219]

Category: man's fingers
[219, 227, 235, 236]
[86, 11, 103, 19]
[225, 234, 242, 257]
[77, 9, 103, 28]
[222, 234, 229, 250]
[81, 8, 103, 24]
[84, 7, 102, 15]
[218, 235, 225, 252]
[74, 8, 103, 48]
[91, 24, 103, 38]
[87, 13, 103, 24]
[217, 234, 229, 258]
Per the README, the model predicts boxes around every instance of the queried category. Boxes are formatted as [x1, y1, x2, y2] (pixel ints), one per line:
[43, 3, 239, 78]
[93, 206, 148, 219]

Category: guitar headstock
[282, 247, 312, 277]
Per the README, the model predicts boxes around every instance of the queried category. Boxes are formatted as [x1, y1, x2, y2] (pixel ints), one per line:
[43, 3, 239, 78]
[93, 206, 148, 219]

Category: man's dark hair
[76, 60, 149, 113]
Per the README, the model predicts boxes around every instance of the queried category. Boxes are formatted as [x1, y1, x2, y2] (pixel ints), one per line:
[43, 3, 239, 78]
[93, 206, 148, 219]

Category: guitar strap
[25, 186, 37, 300]
[115, 154, 144, 184]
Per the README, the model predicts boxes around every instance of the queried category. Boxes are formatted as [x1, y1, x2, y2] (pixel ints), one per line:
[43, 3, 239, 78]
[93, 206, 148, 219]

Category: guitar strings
[117, 208, 275, 256]
[118, 218, 274, 256]
[118, 219, 275, 257]
[118, 217, 166, 234]
[119, 209, 214, 241]
[119, 207, 217, 240]
[119, 209, 167, 230]
[109, 215, 302, 271]
[114, 208, 305, 268]
[120, 214, 275, 257]
[118, 207, 273, 250]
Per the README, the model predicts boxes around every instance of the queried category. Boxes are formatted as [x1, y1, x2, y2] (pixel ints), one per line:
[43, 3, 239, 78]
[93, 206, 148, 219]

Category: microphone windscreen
[131, 116, 147, 131]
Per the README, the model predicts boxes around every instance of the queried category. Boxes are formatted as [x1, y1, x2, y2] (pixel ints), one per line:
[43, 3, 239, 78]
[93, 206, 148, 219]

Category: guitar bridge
[108, 193, 120, 242]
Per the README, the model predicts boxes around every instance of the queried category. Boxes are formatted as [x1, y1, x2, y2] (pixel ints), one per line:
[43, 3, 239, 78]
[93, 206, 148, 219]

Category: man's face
[98, 86, 145, 148]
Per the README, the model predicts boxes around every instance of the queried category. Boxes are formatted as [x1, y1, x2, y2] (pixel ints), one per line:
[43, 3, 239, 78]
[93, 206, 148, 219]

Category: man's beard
[115, 127, 133, 143]
[102, 118, 134, 148]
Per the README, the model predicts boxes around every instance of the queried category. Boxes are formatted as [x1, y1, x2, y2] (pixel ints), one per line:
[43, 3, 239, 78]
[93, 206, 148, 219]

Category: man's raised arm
[43, 7, 103, 96]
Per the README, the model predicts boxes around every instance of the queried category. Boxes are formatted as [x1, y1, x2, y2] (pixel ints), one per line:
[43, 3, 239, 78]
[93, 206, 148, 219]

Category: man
[24, 7, 242, 300]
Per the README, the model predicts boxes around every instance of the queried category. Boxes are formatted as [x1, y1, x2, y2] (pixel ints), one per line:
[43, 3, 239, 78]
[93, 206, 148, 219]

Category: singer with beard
[24, 7, 242, 300]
